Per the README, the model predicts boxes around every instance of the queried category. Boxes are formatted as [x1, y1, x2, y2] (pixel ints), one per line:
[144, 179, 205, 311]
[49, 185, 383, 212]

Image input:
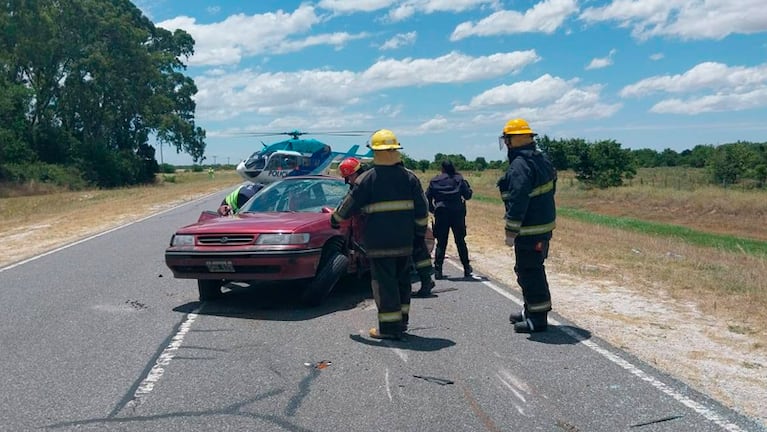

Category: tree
[0, 0, 206, 187]
[572, 139, 636, 188]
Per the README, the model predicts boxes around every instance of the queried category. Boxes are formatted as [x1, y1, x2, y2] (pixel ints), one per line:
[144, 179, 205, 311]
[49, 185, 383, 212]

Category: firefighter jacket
[497, 145, 557, 243]
[426, 173, 472, 213]
[332, 164, 429, 258]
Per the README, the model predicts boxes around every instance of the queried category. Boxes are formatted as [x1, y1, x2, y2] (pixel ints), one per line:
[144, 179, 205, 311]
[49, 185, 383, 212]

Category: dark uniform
[332, 164, 429, 337]
[222, 183, 263, 213]
[350, 164, 434, 296]
[426, 171, 473, 278]
[498, 145, 557, 331]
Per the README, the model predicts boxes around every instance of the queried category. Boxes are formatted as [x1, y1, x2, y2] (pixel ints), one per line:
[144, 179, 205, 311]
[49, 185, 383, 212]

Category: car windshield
[240, 177, 348, 213]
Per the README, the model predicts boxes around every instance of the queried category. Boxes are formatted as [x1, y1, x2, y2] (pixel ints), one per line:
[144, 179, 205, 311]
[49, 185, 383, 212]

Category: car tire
[198, 279, 223, 301]
[301, 252, 349, 306]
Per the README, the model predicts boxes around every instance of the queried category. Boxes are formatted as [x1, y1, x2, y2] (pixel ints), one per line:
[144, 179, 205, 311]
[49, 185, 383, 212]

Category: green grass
[473, 193, 767, 257]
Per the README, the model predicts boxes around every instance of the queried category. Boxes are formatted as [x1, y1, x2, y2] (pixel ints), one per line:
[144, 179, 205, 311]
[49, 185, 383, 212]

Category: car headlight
[171, 234, 194, 246]
[256, 233, 310, 245]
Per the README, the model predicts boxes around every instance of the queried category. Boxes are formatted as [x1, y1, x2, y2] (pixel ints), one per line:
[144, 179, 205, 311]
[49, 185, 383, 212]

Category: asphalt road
[1, 192, 764, 432]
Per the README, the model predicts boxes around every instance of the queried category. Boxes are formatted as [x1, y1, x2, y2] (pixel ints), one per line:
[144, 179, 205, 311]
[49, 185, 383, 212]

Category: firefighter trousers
[370, 256, 413, 335]
[433, 207, 470, 270]
[412, 235, 433, 284]
[514, 239, 552, 323]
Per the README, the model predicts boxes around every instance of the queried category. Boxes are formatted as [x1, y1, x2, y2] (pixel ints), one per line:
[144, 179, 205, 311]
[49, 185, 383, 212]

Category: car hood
[177, 212, 327, 234]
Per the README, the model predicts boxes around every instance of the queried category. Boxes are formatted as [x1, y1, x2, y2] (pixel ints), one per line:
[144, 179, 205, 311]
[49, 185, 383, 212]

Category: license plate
[206, 260, 234, 272]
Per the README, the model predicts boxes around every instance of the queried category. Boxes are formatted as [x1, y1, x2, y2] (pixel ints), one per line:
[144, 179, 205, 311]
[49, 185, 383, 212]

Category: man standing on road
[217, 183, 263, 216]
[339, 157, 436, 298]
[331, 130, 429, 340]
[426, 159, 474, 280]
[497, 118, 557, 333]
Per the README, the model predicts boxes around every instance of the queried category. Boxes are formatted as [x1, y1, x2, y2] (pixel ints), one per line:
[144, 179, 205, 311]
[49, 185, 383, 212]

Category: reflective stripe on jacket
[497, 145, 557, 241]
[332, 164, 428, 257]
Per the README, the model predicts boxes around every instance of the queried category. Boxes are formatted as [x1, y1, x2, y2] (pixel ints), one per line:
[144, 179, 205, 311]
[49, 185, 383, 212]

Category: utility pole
[227, 157, 230, 165]
[213, 155, 217, 165]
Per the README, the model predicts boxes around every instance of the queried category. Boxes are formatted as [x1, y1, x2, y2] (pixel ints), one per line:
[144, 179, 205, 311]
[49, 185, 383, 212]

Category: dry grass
[0, 170, 244, 266]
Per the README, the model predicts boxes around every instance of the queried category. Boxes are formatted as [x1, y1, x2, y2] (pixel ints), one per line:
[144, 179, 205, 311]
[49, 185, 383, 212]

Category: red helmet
[338, 157, 361, 178]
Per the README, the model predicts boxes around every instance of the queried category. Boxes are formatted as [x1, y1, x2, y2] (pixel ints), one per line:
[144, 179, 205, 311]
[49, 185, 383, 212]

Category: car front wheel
[197, 279, 223, 302]
[301, 252, 349, 306]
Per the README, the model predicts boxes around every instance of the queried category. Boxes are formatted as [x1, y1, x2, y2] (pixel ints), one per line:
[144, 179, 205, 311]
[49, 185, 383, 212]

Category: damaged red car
[164, 175, 433, 305]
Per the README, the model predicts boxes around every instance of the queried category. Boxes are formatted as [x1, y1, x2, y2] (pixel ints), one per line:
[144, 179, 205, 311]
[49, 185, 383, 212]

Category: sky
[133, 0, 767, 165]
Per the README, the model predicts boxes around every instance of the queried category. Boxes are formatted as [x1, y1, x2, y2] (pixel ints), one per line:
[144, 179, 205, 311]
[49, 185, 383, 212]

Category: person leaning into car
[331, 130, 429, 340]
[217, 183, 263, 216]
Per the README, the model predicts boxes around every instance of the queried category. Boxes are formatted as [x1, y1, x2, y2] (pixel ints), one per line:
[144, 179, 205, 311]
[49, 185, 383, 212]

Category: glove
[505, 231, 516, 247]
[217, 204, 232, 216]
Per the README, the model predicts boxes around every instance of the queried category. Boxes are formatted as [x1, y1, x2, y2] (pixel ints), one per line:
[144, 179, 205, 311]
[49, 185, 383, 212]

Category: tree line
[403, 137, 767, 189]
[0, 0, 205, 189]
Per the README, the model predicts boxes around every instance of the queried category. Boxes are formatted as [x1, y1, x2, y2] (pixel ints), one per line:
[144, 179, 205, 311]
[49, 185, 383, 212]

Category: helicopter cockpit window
[245, 153, 267, 170]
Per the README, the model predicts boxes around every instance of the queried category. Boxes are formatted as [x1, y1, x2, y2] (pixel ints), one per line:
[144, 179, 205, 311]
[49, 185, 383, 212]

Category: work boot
[463, 264, 474, 278]
[509, 309, 526, 323]
[369, 327, 405, 340]
[434, 267, 444, 280]
[513, 317, 548, 333]
[413, 278, 435, 298]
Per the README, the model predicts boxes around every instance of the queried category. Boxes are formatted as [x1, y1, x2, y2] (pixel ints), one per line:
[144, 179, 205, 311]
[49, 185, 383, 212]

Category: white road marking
[126, 310, 199, 409]
[385, 369, 393, 402]
[0, 192, 218, 273]
[480, 278, 746, 432]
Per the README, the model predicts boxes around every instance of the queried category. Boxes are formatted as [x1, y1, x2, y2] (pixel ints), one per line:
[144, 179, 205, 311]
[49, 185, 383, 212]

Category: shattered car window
[240, 178, 349, 213]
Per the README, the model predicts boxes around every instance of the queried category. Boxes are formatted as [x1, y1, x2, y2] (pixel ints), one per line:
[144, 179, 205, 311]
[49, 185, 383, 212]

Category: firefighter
[331, 130, 429, 340]
[217, 183, 263, 216]
[497, 118, 557, 333]
[339, 157, 436, 298]
[426, 159, 473, 280]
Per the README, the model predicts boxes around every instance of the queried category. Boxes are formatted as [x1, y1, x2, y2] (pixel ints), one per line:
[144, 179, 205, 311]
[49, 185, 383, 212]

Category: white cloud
[453, 74, 622, 128]
[361, 50, 541, 87]
[649, 53, 664, 61]
[193, 51, 540, 120]
[651, 88, 767, 114]
[620, 61, 767, 114]
[416, 115, 450, 132]
[580, 0, 767, 40]
[206, 6, 220, 14]
[586, 49, 617, 70]
[380, 31, 417, 50]
[388, 0, 501, 22]
[318, 0, 397, 14]
[157, 6, 366, 66]
[450, 0, 578, 40]
[620, 62, 767, 97]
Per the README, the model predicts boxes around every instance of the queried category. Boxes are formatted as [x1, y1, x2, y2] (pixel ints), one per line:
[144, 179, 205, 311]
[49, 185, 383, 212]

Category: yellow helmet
[502, 118, 536, 136]
[368, 129, 402, 151]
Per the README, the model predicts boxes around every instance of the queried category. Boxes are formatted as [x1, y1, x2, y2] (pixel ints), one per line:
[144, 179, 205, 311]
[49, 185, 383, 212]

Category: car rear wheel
[198, 279, 223, 301]
[301, 252, 349, 306]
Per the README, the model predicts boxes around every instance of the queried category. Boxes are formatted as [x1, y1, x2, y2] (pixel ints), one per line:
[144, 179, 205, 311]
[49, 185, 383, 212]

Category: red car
[165, 175, 433, 305]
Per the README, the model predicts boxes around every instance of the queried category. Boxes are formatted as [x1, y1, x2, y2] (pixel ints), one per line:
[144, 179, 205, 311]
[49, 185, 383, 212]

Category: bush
[0, 162, 89, 190]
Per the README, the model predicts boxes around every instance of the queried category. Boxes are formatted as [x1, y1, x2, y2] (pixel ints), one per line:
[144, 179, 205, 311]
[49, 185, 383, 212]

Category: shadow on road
[523, 324, 592, 345]
[349, 333, 456, 352]
[173, 275, 375, 321]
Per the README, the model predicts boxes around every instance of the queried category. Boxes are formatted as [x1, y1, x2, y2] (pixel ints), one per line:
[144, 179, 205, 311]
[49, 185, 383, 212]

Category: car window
[240, 178, 347, 213]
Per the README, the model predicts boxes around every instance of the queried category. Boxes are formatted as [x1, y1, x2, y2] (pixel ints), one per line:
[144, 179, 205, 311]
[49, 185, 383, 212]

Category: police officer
[339, 157, 436, 298]
[426, 159, 473, 279]
[497, 118, 557, 333]
[331, 130, 429, 340]
[217, 183, 263, 216]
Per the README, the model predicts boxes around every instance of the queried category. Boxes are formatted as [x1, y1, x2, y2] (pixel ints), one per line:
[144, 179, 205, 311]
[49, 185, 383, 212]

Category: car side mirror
[321, 207, 334, 213]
